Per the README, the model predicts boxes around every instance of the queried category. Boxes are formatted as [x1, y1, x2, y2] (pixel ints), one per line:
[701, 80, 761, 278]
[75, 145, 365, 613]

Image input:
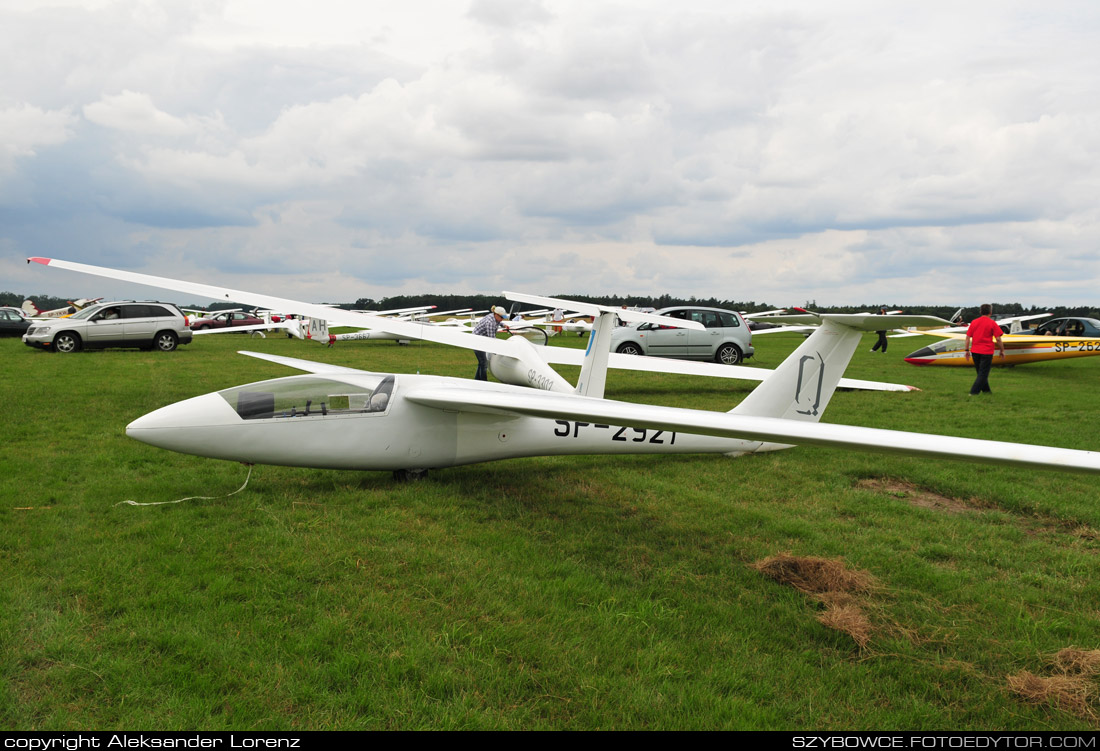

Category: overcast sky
[2, 0, 1098, 307]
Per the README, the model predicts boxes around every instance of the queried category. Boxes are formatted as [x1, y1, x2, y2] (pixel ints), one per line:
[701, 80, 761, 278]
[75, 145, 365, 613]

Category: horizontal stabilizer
[760, 313, 953, 331]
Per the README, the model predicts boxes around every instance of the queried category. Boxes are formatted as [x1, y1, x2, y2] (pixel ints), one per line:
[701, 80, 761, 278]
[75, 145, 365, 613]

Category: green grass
[1, 331, 1098, 730]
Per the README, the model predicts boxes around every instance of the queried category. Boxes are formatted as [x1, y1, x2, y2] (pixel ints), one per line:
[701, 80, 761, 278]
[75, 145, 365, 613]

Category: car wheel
[53, 332, 82, 353]
[716, 343, 743, 365]
[154, 331, 179, 352]
[617, 342, 644, 356]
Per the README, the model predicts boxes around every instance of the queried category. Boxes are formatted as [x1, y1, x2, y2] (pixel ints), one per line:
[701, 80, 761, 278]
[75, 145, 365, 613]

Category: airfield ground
[2, 331, 1098, 729]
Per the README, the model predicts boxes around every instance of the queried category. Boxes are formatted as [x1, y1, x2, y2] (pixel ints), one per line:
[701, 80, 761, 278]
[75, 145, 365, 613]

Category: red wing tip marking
[27, 257, 52, 265]
[904, 358, 933, 365]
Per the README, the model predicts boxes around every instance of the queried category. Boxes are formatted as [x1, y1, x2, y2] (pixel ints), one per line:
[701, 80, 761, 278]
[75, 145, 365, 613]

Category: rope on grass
[116, 464, 254, 507]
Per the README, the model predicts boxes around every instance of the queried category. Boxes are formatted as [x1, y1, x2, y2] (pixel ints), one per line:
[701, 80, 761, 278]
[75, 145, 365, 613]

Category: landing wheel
[393, 468, 429, 482]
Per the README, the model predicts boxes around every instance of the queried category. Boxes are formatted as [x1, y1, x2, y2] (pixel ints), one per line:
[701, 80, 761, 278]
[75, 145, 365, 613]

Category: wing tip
[27, 257, 51, 266]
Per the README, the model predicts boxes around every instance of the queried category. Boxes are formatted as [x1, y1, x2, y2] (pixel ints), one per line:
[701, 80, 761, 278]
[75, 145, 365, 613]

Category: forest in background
[3, 289, 1097, 322]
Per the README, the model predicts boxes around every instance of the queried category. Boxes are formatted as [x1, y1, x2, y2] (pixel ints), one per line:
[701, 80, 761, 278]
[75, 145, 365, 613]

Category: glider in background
[904, 321, 1100, 366]
[22, 297, 103, 318]
[26, 256, 922, 393]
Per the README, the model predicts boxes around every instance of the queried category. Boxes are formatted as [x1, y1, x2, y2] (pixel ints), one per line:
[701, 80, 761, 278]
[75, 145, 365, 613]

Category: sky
[2, 0, 1099, 307]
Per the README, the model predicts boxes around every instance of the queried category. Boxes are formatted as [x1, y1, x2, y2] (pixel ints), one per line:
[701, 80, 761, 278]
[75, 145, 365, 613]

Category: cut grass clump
[1054, 648, 1100, 676]
[752, 554, 876, 595]
[753, 554, 878, 647]
[1007, 647, 1100, 719]
[816, 603, 873, 649]
[1007, 672, 1095, 720]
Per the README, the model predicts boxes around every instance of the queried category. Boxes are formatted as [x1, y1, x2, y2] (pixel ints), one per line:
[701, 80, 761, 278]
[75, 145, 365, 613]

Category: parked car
[0, 307, 31, 337]
[610, 306, 754, 364]
[1031, 317, 1100, 338]
[189, 311, 264, 331]
[22, 301, 193, 353]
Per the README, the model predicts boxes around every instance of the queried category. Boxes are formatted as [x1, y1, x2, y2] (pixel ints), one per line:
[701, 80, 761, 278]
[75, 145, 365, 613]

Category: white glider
[124, 315, 1100, 480]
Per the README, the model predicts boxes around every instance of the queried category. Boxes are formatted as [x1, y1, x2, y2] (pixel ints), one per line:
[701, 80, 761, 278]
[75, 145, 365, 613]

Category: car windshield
[68, 307, 101, 320]
[217, 374, 395, 420]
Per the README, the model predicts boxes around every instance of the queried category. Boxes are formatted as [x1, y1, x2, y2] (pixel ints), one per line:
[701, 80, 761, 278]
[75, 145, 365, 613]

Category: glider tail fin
[574, 312, 616, 398]
[731, 314, 866, 422]
[730, 312, 947, 422]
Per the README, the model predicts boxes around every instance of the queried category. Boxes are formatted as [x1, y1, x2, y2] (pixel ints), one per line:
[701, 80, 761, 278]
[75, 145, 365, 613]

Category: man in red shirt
[964, 303, 1006, 395]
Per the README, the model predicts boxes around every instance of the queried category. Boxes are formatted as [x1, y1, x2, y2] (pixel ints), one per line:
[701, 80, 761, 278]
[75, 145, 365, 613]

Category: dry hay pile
[1007, 647, 1100, 719]
[753, 554, 878, 648]
[1055, 647, 1100, 675]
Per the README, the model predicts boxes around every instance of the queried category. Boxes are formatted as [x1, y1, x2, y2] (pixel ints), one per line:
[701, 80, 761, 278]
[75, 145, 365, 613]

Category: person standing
[964, 303, 1006, 395]
[551, 307, 564, 335]
[871, 307, 889, 353]
[473, 306, 507, 381]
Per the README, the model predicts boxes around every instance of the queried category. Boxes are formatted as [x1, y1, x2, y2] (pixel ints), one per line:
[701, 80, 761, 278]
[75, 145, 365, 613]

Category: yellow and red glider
[905, 331, 1100, 366]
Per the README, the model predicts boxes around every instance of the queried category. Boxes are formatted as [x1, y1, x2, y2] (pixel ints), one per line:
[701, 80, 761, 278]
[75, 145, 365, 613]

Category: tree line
[350, 294, 1100, 322]
[4, 289, 1097, 322]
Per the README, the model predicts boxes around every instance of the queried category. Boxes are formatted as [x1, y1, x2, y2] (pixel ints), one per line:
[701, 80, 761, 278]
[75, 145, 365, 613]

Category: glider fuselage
[126, 373, 758, 472]
[904, 336, 1100, 366]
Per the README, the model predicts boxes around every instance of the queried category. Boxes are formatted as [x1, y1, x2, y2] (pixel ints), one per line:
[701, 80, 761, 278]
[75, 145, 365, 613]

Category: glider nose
[127, 392, 239, 452]
[904, 346, 935, 365]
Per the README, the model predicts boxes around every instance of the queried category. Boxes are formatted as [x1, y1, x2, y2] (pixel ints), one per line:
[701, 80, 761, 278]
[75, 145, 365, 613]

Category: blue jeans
[475, 350, 489, 381]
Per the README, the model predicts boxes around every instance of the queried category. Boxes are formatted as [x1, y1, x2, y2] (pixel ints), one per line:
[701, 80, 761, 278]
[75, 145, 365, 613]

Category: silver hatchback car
[610, 306, 754, 364]
[23, 300, 193, 353]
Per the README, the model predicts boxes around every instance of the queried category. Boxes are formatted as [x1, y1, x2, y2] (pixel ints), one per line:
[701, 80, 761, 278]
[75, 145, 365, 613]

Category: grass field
[2, 329, 1098, 730]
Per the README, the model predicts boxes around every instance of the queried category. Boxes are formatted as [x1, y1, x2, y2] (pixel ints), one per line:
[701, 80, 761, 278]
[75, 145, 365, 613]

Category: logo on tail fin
[794, 353, 824, 416]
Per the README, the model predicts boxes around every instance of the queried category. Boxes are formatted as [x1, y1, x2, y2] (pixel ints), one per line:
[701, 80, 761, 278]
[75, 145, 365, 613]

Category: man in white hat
[472, 306, 507, 380]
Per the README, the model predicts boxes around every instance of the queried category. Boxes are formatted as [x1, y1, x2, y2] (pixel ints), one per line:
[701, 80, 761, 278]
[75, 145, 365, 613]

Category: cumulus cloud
[468, 0, 552, 30]
[0, 104, 76, 175]
[84, 91, 197, 137]
[2, 0, 1099, 307]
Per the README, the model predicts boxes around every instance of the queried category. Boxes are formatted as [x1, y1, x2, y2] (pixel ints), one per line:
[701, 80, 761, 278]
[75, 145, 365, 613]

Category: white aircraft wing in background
[889, 312, 1053, 338]
[26, 256, 562, 362]
[28, 257, 922, 394]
